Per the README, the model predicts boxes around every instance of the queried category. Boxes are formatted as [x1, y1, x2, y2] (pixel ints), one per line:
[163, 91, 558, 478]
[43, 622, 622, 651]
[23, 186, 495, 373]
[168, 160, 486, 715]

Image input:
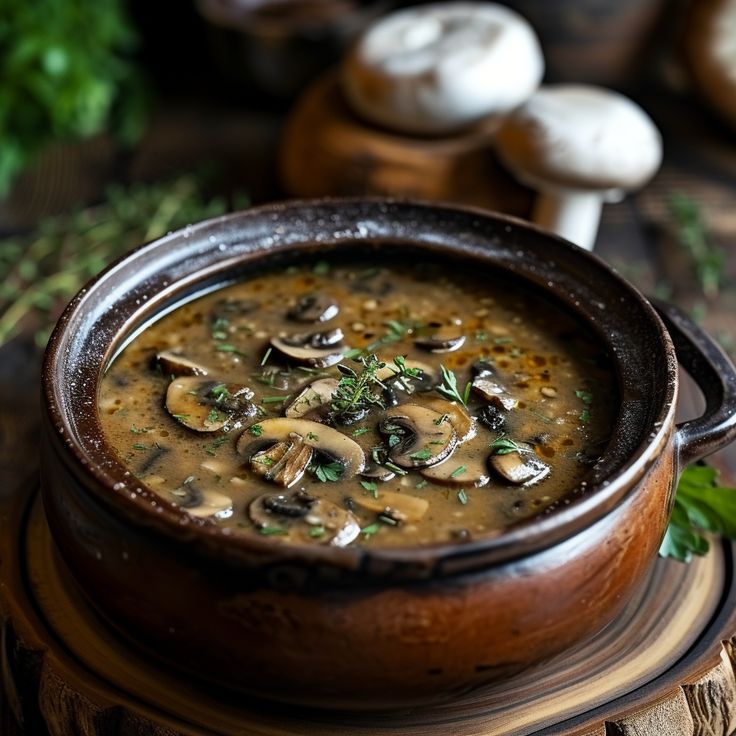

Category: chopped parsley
[258, 526, 288, 536]
[409, 447, 432, 461]
[205, 436, 229, 456]
[206, 408, 220, 424]
[361, 522, 380, 538]
[450, 465, 466, 478]
[311, 461, 344, 483]
[215, 343, 247, 357]
[249, 424, 263, 436]
[360, 480, 379, 497]
[308, 526, 326, 538]
[352, 427, 370, 437]
[209, 384, 232, 400]
[457, 489, 468, 505]
[260, 347, 272, 366]
[415, 480, 429, 490]
[129, 425, 151, 434]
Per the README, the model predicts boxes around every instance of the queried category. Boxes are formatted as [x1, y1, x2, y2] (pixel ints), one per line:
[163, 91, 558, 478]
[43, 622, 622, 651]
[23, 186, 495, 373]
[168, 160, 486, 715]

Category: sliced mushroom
[271, 330, 347, 368]
[415, 326, 466, 353]
[376, 359, 437, 393]
[288, 294, 339, 323]
[169, 482, 233, 519]
[166, 377, 257, 433]
[250, 433, 314, 487]
[379, 404, 457, 469]
[237, 418, 365, 477]
[249, 491, 360, 546]
[420, 441, 490, 487]
[489, 442, 550, 485]
[155, 350, 210, 377]
[423, 398, 475, 444]
[285, 377, 339, 419]
[354, 489, 429, 523]
[471, 360, 495, 379]
[360, 460, 396, 482]
[472, 377, 518, 411]
[478, 404, 506, 432]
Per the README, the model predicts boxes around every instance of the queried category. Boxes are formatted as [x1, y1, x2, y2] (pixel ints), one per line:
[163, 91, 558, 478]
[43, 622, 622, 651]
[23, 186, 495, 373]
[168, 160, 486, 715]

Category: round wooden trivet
[2, 487, 736, 736]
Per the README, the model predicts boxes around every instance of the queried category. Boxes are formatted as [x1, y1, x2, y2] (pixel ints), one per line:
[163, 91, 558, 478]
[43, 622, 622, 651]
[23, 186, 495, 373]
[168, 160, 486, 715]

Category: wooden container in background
[279, 72, 532, 215]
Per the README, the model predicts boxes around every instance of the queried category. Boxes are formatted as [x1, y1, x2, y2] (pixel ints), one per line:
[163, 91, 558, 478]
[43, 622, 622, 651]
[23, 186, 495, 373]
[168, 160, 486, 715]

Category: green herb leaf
[361, 522, 380, 538]
[308, 526, 326, 538]
[260, 347, 272, 366]
[457, 489, 468, 505]
[660, 464, 736, 562]
[330, 353, 386, 422]
[360, 480, 379, 498]
[258, 526, 289, 536]
[312, 461, 344, 483]
[415, 480, 428, 490]
[215, 343, 247, 357]
[206, 408, 220, 424]
[575, 390, 593, 405]
[130, 425, 151, 434]
[204, 436, 229, 456]
[249, 424, 263, 436]
[451, 465, 466, 478]
[409, 447, 432, 461]
[436, 365, 467, 407]
[352, 427, 370, 437]
[490, 437, 519, 455]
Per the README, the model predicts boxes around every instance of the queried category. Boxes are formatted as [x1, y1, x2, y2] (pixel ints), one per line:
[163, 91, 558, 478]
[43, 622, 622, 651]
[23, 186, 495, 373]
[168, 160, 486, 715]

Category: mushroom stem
[533, 190, 603, 252]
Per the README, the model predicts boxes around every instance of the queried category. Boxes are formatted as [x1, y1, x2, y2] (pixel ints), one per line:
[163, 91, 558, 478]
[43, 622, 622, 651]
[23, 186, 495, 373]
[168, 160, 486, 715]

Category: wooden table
[2, 85, 736, 735]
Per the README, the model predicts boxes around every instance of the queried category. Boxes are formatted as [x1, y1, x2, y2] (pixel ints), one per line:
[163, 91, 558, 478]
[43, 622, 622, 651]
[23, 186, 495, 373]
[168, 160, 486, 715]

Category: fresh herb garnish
[575, 390, 593, 405]
[361, 523, 380, 538]
[457, 489, 468, 505]
[211, 317, 229, 340]
[260, 347, 272, 366]
[409, 447, 432, 461]
[209, 384, 232, 401]
[330, 353, 386, 422]
[205, 436, 229, 456]
[668, 193, 725, 298]
[132, 442, 149, 451]
[490, 437, 520, 455]
[171, 413, 190, 422]
[249, 424, 263, 436]
[306, 431, 319, 441]
[415, 480, 428, 490]
[352, 427, 370, 437]
[450, 465, 466, 478]
[206, 408, 220, 424]
[215, 343, 247, 357]
[258, 526, 289, 536]
[360, 480, 379, 497]
[253, 455, 274, 466]
[436, 365, 469, 407]
[434, 414, 450, 426]
[660, 464, 736, 562]
[308, 526, 326, 538]
[311, 461, 344, 483]
[130, 425, 151, 434]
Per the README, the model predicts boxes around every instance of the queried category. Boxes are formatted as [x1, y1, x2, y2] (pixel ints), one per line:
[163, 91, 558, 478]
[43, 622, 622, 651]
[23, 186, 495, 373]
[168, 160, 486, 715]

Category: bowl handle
[651, 299, 736, 467]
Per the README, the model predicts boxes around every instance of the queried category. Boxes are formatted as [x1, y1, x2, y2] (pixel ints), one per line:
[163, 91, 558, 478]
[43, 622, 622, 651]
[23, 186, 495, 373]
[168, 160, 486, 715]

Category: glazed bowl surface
[41, 199, 736, 709]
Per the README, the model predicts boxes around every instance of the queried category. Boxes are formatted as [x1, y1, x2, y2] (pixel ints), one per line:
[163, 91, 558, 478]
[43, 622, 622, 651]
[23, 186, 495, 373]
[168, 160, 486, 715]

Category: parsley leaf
[660, 464, 736, 562]
[436, 365, 468, 407]
[311, 461, 344, 483]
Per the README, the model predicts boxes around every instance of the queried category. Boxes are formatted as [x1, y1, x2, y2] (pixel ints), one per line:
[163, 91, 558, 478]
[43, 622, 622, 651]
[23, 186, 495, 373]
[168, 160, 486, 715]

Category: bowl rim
[41, 198, 677, 577]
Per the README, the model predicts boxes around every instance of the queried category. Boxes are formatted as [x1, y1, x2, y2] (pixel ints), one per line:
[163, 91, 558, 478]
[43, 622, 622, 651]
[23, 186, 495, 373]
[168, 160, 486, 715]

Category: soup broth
[99, 258, 616, 547]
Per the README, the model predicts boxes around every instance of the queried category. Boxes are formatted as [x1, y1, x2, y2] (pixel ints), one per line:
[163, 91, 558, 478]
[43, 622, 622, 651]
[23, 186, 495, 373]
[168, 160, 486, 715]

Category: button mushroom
[472, 376, 518, 411]
[285, 377, 339, 419]
[169, 481, 234, 520]
[341, 2, 544, 135]
[379, 404, 457, 469]
[249, 491, 360, 546]
[421, 440, 490, 487]
[237, 418, 366, 477]
[495, 85, 662, 250]
[250, 433, 314, 488]
[288, 294, 340, 323]
[270, 329, 347, 368]
[155, 350, 210, 377]
[166, 377, 257, 432]
[354, 489, 429, 524]
[489, 440, 550, 485]
[423, 397, 476, 443]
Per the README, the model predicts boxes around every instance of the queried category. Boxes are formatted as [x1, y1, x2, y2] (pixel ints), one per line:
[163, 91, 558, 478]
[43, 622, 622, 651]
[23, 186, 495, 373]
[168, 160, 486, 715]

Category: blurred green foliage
[0, 0, 146, 196]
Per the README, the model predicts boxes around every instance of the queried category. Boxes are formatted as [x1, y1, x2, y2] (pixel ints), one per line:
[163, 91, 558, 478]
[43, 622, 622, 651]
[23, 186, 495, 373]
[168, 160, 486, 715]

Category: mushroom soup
[99, 259, 616, 546]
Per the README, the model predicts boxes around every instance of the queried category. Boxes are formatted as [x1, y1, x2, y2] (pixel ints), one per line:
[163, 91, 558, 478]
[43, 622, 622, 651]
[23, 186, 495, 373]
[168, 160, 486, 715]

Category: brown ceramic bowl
[41, 200, 736, 710]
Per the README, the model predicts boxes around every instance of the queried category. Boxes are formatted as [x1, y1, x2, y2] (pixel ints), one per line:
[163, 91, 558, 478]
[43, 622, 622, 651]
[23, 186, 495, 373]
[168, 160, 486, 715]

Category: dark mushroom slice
[354, 489, 429, 523]
[249, 491, 360, 546]
[360, 460, 396, 482]
[168, 482, 233, 519]
[423, 398, 475, 443]
[420, 440, 490, 487]
[415, 326, 466, 353]
[379, 404, 457, 469]
[489, 441, 550, 485]
[165, 377, 257, 432]
[478, 404, 506, 432]
[288, 294, 340, 323]
[472, 376, 518, 411]
[155, 350, 210, 377]
[238, 418, 365, 477]
[250, 433, 314, 487]
[376, 359, 438, 393]
[270, 330, 347, 368]
[285, 378, 339, 419]
[471, 360, 495, 379]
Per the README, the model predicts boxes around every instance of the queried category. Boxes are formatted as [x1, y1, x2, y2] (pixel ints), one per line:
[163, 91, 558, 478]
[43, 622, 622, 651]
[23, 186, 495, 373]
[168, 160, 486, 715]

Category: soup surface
[99, 258, 616, 547]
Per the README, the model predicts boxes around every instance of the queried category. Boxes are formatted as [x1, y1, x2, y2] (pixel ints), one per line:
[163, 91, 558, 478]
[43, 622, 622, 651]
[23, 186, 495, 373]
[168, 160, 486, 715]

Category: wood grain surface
[3, 83, 736, 734]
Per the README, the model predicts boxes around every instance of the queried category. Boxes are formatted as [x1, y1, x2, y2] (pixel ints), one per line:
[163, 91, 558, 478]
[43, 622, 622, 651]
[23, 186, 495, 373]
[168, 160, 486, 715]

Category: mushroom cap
[496, 85, 663, 194]
[342, 2, 544, 135]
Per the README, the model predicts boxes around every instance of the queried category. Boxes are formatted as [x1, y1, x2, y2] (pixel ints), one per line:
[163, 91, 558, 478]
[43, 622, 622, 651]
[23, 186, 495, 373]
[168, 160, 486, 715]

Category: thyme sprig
[436, 365, 470, 407]
[0, 174, 243, 349]
[330, 354, 387, 422]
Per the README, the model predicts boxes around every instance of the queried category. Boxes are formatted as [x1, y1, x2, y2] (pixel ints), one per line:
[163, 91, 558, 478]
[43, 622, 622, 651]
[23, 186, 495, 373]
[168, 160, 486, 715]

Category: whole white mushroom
[495, 85, 663, 251]
[342, 2, 544, 135]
